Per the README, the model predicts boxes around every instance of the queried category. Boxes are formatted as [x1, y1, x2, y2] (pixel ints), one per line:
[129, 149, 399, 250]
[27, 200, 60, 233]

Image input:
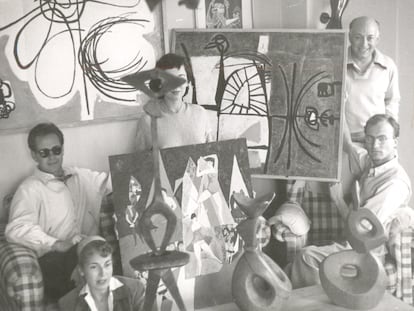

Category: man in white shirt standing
[5, 122, 112, 300]
[345, 16, 400, 142]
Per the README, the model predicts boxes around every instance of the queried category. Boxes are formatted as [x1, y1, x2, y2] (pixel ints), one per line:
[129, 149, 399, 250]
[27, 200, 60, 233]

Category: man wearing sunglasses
[5, 122, 112, 301]
[287, 114, 411, 288]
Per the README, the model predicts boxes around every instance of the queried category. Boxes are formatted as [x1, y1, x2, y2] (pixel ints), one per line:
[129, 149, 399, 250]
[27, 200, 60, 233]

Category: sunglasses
[36, 146, 62, 158]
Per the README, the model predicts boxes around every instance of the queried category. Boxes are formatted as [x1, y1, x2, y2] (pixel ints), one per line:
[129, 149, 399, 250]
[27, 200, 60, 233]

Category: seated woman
[59, 236, 146, 311]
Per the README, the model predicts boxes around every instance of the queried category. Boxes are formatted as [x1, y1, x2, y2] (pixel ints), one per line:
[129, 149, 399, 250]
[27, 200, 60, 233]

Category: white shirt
[135, 102, 214, 151]
[349, 145, 411, 225]
[80, 277, 123, 311]
[345, 48, 400, 140]
[5, 166, 112, 257]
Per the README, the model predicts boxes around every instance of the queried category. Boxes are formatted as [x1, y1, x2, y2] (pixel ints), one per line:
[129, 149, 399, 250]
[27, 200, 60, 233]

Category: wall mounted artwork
[0, 0, 164, 132]
[172, 29, 347, 181]
[195, 0, 252, 29]
[109, 138, 252, 309]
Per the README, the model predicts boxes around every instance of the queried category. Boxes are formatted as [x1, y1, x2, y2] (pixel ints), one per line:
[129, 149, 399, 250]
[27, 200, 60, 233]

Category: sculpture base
[320, 250, 387, 310]
[130, 250, 189, 270]
[130, 251, 190, 311]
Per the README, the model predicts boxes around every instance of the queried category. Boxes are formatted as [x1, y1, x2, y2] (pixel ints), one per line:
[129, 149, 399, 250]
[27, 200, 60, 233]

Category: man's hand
[51, 239, 74, 252]
[342, 119, 353, 154]
[71, 234, 86, 244]
[329, 182, 351, 220]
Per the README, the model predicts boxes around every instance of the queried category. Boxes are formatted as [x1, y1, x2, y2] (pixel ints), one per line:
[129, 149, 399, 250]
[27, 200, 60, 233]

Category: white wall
[1, 0, 414, 221]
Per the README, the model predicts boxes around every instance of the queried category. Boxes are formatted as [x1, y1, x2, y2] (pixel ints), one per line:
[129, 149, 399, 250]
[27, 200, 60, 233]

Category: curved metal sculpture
[320, 0, 350, 29]
[320, 208, 388, 309]
[231, 192, 292, 311]
[122, 69, 189, 311]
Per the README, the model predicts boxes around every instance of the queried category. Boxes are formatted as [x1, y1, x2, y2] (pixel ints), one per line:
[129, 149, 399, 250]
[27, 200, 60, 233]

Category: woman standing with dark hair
[135, 53, 214, 151]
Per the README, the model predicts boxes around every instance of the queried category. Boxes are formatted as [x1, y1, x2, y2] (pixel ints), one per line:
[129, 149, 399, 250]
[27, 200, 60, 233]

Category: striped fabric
[0, 195, 118, 310]
[272, 222, 307, 262]
[393, 229, 414, 305]
[0, 239, 43, 311]
[273, 180, 413, 305]
[285, 180, 346, 245]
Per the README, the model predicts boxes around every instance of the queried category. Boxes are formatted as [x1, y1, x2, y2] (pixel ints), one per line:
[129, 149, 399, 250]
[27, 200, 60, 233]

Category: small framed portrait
[195, 0, 252, 29]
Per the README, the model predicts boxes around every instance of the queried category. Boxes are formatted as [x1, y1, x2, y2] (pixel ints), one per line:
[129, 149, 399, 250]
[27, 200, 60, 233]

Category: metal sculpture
[320, 208, 388, 309]
[231, 192, 292, 311]
[320, 0, 350, 29]
[122, 69, 189, 311]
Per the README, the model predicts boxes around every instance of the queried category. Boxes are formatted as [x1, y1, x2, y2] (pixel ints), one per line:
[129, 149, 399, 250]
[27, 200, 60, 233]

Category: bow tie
[55, 174, 73, 183]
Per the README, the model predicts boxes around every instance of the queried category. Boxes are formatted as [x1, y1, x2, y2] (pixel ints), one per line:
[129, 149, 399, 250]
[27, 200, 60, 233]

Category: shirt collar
[33, 166, 74, 185]
[347, 48, 388, 69]
[79, 277, 124, 296]
[79, 277, 124, 311]
[368, 156, 398, 177]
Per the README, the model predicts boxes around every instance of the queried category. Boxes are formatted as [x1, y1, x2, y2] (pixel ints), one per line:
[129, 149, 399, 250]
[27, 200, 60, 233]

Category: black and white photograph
[0, 0, 413, 310]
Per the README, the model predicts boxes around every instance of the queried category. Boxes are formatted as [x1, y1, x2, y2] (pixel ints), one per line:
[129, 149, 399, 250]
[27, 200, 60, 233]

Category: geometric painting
[109, 138, 252, 310]
[0, 0, 164, 132]
[172, 29, 347, 181]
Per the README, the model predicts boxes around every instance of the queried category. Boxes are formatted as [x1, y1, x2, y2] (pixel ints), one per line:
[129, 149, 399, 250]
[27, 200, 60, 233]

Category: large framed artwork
[0, 0, 164, 132]
[109, 138, 253, 309]
[195, 0, 253, 29]
[172, 29, 347, 181]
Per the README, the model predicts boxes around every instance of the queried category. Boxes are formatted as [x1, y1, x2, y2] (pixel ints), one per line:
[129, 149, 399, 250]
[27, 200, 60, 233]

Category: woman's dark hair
[155, 53, 191, 80]
[78, 240, 113, 267]
[28, 122, 64, 151]
[155, 53, 191, 99]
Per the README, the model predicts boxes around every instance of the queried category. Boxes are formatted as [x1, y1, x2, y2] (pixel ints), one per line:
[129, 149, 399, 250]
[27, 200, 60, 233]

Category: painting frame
[108, 138, 253, 309]
[172, 28, 347, 182]
[195, 0, 252, 29]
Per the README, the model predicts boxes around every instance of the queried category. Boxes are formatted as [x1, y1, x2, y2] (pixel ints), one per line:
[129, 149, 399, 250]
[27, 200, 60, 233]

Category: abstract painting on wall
[0, 0, 164, 131]
[173, 29, 347, 181]
[109, 138, 252, 309]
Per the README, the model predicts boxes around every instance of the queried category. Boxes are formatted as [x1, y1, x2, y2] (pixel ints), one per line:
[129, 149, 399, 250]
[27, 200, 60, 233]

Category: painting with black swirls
[0, 0, 164, 131]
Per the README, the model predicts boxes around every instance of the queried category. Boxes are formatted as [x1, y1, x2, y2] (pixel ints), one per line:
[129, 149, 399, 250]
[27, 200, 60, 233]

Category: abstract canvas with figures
[109, 138, 253, 310]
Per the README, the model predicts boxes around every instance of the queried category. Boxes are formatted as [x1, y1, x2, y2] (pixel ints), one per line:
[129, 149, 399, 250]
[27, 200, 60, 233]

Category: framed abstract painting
[0, 0, 164, 132]
[109, 138, 253, 309]
[172, 29, 347, 182]
[195, 0, 252, 29]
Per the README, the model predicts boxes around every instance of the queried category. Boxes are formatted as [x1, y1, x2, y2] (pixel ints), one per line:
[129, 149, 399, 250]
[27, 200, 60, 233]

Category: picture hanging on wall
[172, 29, 347, 181]
[195, 0, 253, 29]
[0, 0, 164, 132]
[109, 138, 253, 310]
